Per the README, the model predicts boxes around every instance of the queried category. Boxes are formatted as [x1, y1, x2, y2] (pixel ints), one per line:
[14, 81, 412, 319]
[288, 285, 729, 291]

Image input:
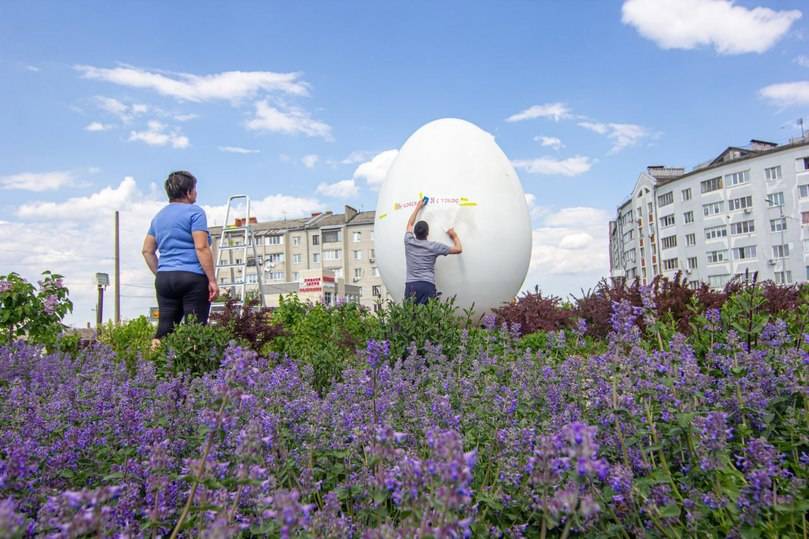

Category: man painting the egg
[404, 196, 463, 304]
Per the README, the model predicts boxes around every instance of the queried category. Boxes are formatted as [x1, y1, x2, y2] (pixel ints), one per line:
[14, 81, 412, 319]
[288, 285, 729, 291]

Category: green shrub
[270, 295, 380, 393]
[158, 319, 236, 376]
[98, 316, 156, 371]
[376, 297, 468, 360]
[0, 271, 72, 349]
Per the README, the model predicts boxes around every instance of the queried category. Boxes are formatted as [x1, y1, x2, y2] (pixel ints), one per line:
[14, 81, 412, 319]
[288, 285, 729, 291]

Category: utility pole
[114, 210, 121, 325]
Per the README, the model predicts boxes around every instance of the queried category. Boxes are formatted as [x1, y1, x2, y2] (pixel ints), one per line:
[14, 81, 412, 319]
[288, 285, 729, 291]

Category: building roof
[655, 136, 809, 187]
[210, 209, 378, 235]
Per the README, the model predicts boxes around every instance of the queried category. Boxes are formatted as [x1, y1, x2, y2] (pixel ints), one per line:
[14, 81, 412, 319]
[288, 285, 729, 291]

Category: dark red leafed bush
[210, 298, 284, 352]
[493, 286, 575, 336]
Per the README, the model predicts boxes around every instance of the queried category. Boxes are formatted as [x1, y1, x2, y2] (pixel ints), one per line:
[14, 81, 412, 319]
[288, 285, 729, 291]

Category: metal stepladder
[212, 194, 265, 310]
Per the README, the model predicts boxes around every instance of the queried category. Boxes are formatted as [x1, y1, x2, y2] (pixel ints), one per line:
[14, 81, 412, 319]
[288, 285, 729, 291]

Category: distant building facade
[609, 137, 809, 288]
[210, 206, 388, 310]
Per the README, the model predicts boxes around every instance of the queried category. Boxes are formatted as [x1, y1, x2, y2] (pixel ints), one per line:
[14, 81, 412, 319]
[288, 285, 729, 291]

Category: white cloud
[0, 171, 78, 191]
[301, 154, 320, 168]
[506, 102, 571, 122]
[219, 146, 260, 154]
[521, 206, 610, 296]
[128, 120, 189, 149]
[759, 81, 809, 106]
[85, 121, 112, 132]
[246, 100, 332, 140]
[353, 149, 399, 188]
[341, 150, 373, 164]
[76, 65, 309, 102]
[622, 0, 801, 55]
[578, 121, 650, 153]
[3, 177, 325, 326]
[796, 55, 809, 68]
[535, 135, 564, 150]
[173, 113, 197, 122]
[316, 179, 359, 198]
[512, 155, 593, 176]
[95, 96, 149, 123]
[203, 194, 325, 225]
[25, 65, 40, 72]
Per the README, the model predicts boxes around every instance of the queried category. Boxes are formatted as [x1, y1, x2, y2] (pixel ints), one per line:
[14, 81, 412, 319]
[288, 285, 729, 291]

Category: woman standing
[142, 171, 219, 343]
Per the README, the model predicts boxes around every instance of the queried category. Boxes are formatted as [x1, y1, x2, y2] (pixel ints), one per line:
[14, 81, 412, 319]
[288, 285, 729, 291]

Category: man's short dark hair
[165, 170, 197, 201]
[414, 220, 429, 240]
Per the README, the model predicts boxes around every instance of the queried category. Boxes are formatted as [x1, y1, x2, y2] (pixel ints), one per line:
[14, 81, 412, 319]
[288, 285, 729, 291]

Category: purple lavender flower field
[1, 284, 808, 537]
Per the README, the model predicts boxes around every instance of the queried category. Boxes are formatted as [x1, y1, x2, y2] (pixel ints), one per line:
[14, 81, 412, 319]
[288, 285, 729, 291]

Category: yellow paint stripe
[459, 202, 477, 207]
[378, 213, 388, 220]
[460, 196, 469, 202]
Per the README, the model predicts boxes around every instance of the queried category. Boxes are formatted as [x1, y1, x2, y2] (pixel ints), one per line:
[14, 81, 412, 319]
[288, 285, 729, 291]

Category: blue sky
[1, 0, 808, 325]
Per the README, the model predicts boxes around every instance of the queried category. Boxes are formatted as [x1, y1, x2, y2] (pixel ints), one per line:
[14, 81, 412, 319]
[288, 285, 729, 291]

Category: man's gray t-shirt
[404, 231, 450, 284]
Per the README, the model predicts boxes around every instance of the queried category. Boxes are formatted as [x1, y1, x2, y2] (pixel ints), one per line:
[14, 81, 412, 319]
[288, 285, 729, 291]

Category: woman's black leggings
[154, 271, 210, 338]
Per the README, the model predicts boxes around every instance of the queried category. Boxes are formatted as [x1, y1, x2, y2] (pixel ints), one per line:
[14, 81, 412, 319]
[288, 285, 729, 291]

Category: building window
[353, 268, 363, 279]
[770, 218, 787, 232]
[323, 249, 342, 261]
[708, 274, 729, 288]
[684, 211, 694, 223]
[312, 234, 320, 246]
[372, 285, 382, 297]
[730, 220, 755, 235]
[623, 229, 634, 242]
[369, 249, 375, 259]
[663, 258, 678, 270]
[312, 252, 320, 264]
[687, 256, 698, 270]
[660, 214, 675, 227]
[703, 201, 723, 216]
[796, 157, 809, 172]
[323, 229, 341, 243]
[682, 188, 692, 201]
[732, 246, 757, 260]
[772, 244, 790, 258]
[293, 254, 302, 264]
[685, 233, 696, 246]
[623, 249, 637, 264]
[661, 235, 677, 249]
[268, 271, 284, 281]
[323, 291, 333, 306]
[352, 231, 362, 242]
[658, 192, 674, 207]
[334, 268, 343, 279]
[292, 236, 301, 246]
[701, 176, 723, 193]
[246, 274, 258, 284]
[765, 165, 782, 181]
[265, 235, 283, 245]
[725, 170, 750, 186]
[704, 225, 727, 241]
[799, 184, 809, 198]
[373, 267, 380, 277]
[766, 192, 784, 207]
[707, 250, 728, 264]
[802, 211, 809, 224]
[728, 195, 753, 211]
[774, 271, 792, 285]
[353, 250, 362, 260]
[292, 272, 300, 281]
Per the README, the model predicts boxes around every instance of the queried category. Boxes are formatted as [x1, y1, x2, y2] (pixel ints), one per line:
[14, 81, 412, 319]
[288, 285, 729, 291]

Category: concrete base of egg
[374, 118, 532, 318]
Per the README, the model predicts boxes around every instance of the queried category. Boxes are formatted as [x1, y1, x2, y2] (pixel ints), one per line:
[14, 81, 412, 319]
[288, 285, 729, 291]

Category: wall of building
[610, 140, 809, 288]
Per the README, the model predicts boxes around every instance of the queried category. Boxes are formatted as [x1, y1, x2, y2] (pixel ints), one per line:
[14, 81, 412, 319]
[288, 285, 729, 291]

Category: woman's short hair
[164, 171, 197, 201]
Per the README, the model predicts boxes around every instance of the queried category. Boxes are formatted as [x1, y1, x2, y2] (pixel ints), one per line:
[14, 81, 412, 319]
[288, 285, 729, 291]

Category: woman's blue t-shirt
[147, 203, 209, 274]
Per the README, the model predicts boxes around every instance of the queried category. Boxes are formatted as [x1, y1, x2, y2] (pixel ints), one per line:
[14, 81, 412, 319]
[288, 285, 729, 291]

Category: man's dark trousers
[404, 281, 436, 304]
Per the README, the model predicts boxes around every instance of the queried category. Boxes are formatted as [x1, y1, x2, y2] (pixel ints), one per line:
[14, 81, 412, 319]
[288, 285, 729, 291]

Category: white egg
[374, 118, 532, 317]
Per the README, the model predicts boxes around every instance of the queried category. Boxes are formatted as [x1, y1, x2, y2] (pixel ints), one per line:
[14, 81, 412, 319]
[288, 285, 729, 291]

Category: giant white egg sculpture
[374, 118, 532, 317]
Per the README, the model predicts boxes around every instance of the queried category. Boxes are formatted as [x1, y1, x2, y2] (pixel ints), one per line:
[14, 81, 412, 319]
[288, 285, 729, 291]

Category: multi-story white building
[210, 205, 388, 310]
[610, 137, 809, 288]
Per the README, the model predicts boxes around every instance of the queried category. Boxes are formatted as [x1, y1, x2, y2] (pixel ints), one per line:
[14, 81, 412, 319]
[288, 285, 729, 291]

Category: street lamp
[95, 272, 109, 332]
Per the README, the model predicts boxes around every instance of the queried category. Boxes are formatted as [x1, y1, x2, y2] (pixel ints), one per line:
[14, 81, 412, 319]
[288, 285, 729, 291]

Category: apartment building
[609, 137, 809, 288]
[210, 205, 388, 310]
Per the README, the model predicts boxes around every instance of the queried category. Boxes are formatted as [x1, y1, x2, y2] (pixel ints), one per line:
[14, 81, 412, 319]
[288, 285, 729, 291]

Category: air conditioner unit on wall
[767, 259, 777, 266]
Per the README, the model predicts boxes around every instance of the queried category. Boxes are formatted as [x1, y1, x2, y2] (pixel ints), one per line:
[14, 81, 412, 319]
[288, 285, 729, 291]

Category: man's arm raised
[407, 197, 427, 234]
